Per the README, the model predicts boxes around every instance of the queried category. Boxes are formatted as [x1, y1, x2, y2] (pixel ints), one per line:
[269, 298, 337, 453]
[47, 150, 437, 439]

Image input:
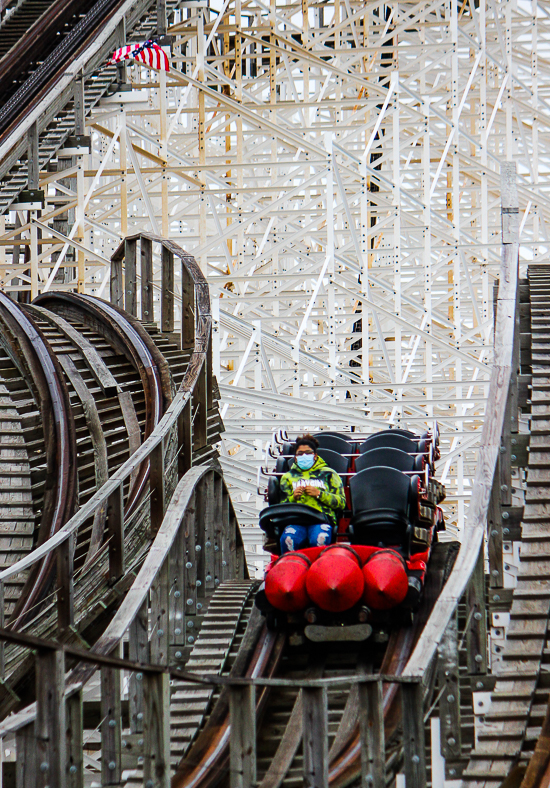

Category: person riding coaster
[278, 434, 346, 554]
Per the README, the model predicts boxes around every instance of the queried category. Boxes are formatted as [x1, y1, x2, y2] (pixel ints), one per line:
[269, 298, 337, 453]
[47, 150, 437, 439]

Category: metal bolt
[186, 562, 193, 569]
[137, 713, 144, 721]
[493, 594, 501, 601]
[502, 511, 510, 519]
[448, 737, 456, 746]
[222, 560, 227, 567]
[188, 635, 195, 644]
[500, 446, 506, 453]
[206, 574, 212, 582]
[206, 541, 211, 547]
[175, 651, 182, 659]
[449, 769, 456, 776]
[136, 672, 143, 681]
[138, 739, 144, 747]
[122, 740, 127, 748]
[474, 612, 482, 620]
[475, 654, 483, 662]
[175, 627, 181, 635]
[447, 694, 455, 703]
[215, 578, 220, 585]
[476, 681, 484, 689]
[196, 580, 202, 587]
[108, 761, 116, 771]
[412, 755, 420, 764]
[174, 590, 181, 598]
[69, 765, 77, 774]
[503, 528, 510, 535]
[158, 629, 164, 637]
[187, 620, 194, 628]
[187, 598, 194, 605]
[146, 781, 154, 788]
[197, 603, 203, 610]
[491, 529, 498, 536]
[501, 484, 508, 491]
[511, 455, 517, 461]
[196, 545, 202, 552]
[40, 763, 48, 773]
[109, 719, 116, 728]
[214, 545, 219, 552]
[492, 569, 499, 576]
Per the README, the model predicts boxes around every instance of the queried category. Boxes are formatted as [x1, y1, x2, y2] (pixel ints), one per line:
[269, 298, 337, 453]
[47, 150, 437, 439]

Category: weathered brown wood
[488, 471, 504, 589]
[124, 238, 137, 316]
[170, 513, 186, 646]
[204, 470, 215, 592]
[402, 682, 427, 788]
[141, 236, 154, 322]
[16, 721, 36, 788]
[180, 398, 193, 475]
[101, 662, 122, 785]
[143, 671, 171, 788]
[466, 548, 487, 674]
[56, 532, 75, 631]
[181, 258, 195, 349]
[35, 649, 66, 788]
[110, 256, 124, 308]
[193, 359, 208, 450]
[151, 560, 169, 666]
[437, 615, 461, 760]
[66, 688, 83, 788]
[150, 438, 166, 536]
[106, 484, 124, 582]
[184, 491, 198, 619]
[129, 600, 149, 733]
[358, 680, 385, 788]
[230, 684, 256, 788]
[213, 473, 223, 585]
[161, 244, 174, 333]
[302, 685, 328, 788]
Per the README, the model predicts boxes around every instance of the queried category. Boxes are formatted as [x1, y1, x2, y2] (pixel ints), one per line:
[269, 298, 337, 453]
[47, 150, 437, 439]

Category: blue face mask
[296, 454, 315, 470]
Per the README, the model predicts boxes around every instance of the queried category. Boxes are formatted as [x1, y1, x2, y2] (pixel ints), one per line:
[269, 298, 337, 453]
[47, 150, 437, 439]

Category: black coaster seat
[355, 447, 424, 475]
[349, 466, 420, 548]
[358, 432, 428, 456]
[313, 433, 352, 455]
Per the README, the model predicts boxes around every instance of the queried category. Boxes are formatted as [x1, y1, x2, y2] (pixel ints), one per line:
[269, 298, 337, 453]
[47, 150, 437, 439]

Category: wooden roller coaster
[0, 162, 545, 788]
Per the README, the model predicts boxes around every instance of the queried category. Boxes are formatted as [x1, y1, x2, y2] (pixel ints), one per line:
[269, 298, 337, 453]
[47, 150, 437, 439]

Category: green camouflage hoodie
[279, 455, 346, 525]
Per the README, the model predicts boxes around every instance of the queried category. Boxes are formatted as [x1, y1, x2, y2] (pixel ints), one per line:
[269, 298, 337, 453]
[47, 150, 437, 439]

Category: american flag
[110, 40, 170, 71]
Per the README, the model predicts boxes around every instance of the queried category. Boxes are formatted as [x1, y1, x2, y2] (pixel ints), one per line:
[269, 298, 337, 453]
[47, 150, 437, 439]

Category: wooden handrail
[403, 162, 519, 680]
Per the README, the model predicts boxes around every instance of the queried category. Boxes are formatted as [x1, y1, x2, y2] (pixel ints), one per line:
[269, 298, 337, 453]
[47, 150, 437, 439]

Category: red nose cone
[306, 554, 364, 612]
[362, 551, 408, 610]
[265, 554, 310, 612]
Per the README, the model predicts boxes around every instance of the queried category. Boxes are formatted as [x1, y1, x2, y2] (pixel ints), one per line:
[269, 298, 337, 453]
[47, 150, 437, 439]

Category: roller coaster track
[0, 169, 548, 788]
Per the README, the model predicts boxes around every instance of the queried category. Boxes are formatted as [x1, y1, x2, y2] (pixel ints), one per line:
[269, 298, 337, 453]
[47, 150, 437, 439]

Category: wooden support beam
[141, 236, 154, 322]
[150, 437, 166, 536]
[466, 549, 487, 674]
[57, 532, 74, 632]
[302, 685, 328, 788]
[143, 672, 171, 788]
[193, 359, 208, 451]
[66, 688, 84, 788]
[101, 662, 122, 785]
[106, 484, 124, 582]
[161, 244, 174, 333]
[151, 560, 169, 666]
[179, 398, 193, 476]
[402, 682, 427, 788]
[181, 260, 195, 349]
[358, 680, 385, 788]
[230, 684, 256, 788]
[16, 722, 37, 788]
[35, 649, 66, 788]
[110, 256, 124, 308]
[437, 616, 462, 760]
[124, 238, 137, 315]
[129, 600, 149, 733]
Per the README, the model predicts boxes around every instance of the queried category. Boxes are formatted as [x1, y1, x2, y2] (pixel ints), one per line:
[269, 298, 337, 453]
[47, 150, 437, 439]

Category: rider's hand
[293, 486, 304, 500]
[303, 485, 320, 498]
